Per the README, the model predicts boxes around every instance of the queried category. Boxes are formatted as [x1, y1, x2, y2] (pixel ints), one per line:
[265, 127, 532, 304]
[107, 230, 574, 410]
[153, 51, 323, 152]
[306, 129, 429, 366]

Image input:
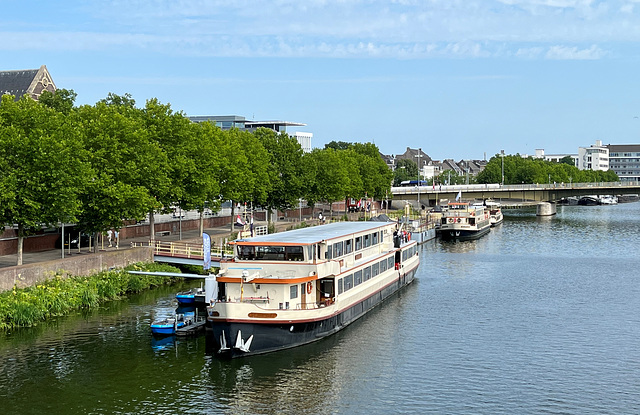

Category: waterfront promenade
[0, 216, 319, 270]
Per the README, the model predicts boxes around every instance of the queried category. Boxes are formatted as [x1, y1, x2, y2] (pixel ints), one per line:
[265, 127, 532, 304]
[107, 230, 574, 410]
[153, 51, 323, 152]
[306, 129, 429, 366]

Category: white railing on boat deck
[130, 240, 233, 259]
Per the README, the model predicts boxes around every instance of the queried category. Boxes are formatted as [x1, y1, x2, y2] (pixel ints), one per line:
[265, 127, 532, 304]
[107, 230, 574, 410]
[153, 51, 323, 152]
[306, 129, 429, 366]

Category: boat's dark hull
[207, 266, 418, 358]
[578, 197, 599, 206]
[439, 225, 491, 241]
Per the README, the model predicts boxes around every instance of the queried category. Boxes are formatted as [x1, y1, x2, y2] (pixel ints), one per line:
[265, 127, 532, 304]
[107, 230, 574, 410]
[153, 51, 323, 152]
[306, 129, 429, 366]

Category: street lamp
[415, 148, 423, 211]
[501, 150, 505, 186]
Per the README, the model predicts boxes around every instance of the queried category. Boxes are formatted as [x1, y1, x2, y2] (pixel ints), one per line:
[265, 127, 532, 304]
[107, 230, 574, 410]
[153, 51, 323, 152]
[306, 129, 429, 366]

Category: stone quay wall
[0, 247, 153, 292]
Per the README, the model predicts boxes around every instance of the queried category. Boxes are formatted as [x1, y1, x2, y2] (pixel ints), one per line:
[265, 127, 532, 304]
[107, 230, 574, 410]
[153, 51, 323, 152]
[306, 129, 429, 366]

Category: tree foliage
[0, 93, 404, 263]
[393, 159, 418, 186]
[0, 95, 89, 264]
[477, 153, 618, 184]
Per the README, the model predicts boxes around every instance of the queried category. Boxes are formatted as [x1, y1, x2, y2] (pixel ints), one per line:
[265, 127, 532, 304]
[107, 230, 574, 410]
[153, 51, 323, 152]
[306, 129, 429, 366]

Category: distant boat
[439, 201, 491, 241]
[598, 195, 618, 205]
[558, 196, 580, 205]
[578, 196, 599, 206]
[485, 200, 503, 227]
[618, 194, 639, 203]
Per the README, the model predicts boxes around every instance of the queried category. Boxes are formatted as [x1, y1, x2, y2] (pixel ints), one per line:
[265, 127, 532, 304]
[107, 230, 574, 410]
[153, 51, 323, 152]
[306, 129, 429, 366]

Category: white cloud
[2, 0, 640, 59]
[545, 44, 606, 59]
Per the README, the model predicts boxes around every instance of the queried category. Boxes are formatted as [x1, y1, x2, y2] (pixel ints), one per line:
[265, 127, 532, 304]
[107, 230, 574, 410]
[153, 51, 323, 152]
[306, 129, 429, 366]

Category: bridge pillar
[536, 202, 556, 216]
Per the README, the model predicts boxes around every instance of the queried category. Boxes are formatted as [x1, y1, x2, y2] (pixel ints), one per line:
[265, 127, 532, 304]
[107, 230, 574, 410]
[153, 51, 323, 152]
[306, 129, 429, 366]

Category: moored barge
[206, 221, 419, 358]
[439, 201, 491, 241]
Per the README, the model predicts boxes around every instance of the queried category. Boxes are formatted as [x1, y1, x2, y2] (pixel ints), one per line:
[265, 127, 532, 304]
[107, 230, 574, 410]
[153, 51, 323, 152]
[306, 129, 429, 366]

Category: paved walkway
[0, 219, 315, 269]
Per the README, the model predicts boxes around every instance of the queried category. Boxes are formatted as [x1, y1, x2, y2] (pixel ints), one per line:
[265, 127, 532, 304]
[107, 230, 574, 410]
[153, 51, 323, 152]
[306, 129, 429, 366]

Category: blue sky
[3, 0, 640, 160]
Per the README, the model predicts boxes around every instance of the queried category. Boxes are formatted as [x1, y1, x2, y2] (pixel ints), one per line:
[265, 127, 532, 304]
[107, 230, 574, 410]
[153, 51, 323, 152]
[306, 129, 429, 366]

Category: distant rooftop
[0, 65, 56, 101]
[188, 115, 305, 133]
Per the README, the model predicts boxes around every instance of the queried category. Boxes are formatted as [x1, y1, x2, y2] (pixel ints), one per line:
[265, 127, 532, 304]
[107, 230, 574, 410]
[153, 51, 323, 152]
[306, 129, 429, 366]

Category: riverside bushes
[0, 262, 182, 330]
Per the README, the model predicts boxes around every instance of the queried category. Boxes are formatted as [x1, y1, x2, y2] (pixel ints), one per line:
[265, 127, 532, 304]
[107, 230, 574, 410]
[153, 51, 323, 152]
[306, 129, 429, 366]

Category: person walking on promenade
[107, 229, 113, 247]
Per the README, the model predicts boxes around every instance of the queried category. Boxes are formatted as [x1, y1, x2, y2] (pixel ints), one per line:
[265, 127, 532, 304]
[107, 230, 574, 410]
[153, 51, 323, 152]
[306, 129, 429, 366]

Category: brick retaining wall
[0, 247, 153, 292]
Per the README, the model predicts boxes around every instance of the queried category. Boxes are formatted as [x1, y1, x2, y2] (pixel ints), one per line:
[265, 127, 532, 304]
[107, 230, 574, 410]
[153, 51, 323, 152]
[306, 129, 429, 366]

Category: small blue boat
[175, 290, 196, 304]
[150, 315, 187, 336]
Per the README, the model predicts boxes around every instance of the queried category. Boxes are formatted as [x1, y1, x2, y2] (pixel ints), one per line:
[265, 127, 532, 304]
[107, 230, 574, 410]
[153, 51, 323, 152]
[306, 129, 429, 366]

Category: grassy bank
[0, 262, 183, 330]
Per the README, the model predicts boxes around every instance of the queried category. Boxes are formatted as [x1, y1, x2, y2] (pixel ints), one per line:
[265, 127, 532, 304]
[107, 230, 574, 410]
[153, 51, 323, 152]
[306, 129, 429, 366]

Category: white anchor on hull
[219, 330, 230, 353]
[234, 330, 254, 353]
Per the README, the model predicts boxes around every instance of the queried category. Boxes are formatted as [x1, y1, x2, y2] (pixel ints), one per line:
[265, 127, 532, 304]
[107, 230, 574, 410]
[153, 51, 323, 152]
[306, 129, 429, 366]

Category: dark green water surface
[2, 203, 640, 414]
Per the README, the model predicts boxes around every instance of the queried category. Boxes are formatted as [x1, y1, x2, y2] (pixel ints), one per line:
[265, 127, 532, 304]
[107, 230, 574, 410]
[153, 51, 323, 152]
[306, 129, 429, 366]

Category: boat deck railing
[130, 240, 233, 260]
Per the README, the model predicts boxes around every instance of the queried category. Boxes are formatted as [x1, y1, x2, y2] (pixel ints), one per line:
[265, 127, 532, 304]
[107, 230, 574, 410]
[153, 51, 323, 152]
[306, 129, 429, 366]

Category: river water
[2, 203, 640, 415]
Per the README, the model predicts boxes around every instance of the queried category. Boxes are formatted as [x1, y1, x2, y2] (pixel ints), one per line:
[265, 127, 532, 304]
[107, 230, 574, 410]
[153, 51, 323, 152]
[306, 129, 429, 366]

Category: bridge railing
[391, 181, 640, 195]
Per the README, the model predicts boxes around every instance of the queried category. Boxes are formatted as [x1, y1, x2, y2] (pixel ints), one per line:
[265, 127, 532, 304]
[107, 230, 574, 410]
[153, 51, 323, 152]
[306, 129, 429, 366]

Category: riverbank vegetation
[0, 262, 182, 330]
[0, 91, 391, 265]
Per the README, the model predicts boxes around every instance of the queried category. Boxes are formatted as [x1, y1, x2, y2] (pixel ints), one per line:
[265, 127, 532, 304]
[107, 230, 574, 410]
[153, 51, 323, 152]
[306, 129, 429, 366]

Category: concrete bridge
[391, 182, 640, 207]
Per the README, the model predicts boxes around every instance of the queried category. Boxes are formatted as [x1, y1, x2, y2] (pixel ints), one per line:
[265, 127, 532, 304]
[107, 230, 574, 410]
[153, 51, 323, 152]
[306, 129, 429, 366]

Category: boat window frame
[290, 284, 298, 299]
[344, 274, 353, 291]
[345, 238, 353, 254]
[380, 258, 387, 273]
[333, 241, 343, 258]
[354, 270, 363, 286]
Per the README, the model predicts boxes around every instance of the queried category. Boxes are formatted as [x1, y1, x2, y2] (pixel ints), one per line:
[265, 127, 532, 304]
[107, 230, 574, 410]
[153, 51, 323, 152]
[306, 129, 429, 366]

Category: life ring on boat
[306, 281, 313, 294]
[449, 218, 454, 223]
[457, 218, 461, 223]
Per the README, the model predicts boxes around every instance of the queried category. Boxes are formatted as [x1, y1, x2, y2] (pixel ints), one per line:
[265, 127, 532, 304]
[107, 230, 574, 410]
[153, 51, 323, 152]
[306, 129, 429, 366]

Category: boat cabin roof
[233, 221, 393, 246]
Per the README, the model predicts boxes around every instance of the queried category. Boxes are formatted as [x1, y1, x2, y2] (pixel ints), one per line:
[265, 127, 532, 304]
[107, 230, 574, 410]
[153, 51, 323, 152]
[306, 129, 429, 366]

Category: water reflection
[2, 204, 640, 414]
[203, 327, 345, 414]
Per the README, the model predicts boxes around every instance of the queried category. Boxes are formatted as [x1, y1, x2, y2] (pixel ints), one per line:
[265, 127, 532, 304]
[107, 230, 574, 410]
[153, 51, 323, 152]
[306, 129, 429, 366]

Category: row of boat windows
[337, 256, 394, 294]
[335, 244, 418, 295]
[237, 245, 305, 261]
[402, 245, 418, 261]
[326, 231, 384, 260]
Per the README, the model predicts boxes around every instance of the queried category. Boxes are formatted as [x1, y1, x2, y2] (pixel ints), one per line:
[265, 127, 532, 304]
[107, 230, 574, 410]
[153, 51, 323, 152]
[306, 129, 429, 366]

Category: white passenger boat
[485, 201, 503, 226]
[439, 202, 491, 241]
[206, 221, 420, 358]
[598, 195, 618, 205]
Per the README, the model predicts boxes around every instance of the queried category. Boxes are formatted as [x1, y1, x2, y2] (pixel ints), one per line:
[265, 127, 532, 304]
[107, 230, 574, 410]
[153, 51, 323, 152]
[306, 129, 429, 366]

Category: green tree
[0, 95, 89, 265]
[559, 155, 576, 166]
[138, 98, 182, 239]
[324, 140, 353, 151]
[74, 96, 167, 239]
[254, 128, 303, 220]
[39, 88, 78, 115]
[477, 153, 618, 185]
[393, 159, 418, 186]
[351, 143, 393, 200]
[306, 148, 350, 216]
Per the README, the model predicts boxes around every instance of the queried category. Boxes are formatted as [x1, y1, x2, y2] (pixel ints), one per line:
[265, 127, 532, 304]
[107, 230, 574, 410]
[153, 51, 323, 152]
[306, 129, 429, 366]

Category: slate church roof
[0, 65, 56, 101]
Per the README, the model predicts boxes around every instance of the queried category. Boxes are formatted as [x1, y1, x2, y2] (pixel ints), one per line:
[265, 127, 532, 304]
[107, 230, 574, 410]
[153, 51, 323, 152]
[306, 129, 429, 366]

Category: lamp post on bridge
[415, 148, 423, 212]
[501, 149, 505, 186]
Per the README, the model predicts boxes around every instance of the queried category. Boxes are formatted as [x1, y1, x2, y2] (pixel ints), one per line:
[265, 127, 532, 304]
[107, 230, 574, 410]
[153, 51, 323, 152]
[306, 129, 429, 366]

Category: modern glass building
[607, 144, 640, 182]
[188, 115, 312, 152]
